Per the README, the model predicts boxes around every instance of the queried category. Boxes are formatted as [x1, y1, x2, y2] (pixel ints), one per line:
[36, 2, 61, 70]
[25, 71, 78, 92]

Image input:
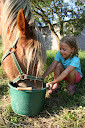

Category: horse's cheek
[2, 57, 18, 81]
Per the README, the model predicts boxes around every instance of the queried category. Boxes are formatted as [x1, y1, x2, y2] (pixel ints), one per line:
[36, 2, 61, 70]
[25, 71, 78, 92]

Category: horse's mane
[1, 0, 33, 46]
[1, 0, 46, 77]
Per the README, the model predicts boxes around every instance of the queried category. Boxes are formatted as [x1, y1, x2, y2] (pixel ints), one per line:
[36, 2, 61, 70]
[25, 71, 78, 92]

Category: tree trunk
[48, 23, 60, 50]
[52, 31, 60, 50]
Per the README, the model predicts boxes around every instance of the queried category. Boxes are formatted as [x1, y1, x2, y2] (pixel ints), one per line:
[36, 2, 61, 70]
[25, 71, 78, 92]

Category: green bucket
[8, 81, 47, 117]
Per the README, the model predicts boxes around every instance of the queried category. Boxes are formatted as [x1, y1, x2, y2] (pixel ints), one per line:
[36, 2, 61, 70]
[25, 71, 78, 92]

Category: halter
[1, 37, 44, 83]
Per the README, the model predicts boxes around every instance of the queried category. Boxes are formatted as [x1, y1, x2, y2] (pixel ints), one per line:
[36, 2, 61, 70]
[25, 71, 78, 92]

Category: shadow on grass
[0, 84, 8, 98]
[46, 80, 84, 106]
[37, 77, 84, 118]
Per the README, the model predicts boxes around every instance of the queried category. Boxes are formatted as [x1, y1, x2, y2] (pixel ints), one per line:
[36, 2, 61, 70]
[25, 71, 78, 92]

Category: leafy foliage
[31, 0, 85, 39]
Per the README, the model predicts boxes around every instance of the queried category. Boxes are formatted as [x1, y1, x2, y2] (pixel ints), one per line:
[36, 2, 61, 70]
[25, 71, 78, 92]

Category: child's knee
[56, 62, 63, 68]
[54, 63, 61, 70]
[68, 70, 77, 78]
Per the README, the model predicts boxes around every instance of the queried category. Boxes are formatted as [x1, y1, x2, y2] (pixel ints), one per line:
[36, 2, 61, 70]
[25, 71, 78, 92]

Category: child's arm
[42, 60, 58, 79]
[47, 65, 75, 86]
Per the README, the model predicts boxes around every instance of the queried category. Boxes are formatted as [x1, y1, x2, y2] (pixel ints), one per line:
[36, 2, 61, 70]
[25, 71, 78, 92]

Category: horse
[0, 0, 46, 89]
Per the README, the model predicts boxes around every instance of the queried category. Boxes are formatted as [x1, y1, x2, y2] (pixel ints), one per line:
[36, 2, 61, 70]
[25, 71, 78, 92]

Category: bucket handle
[17, 87, 32, 91]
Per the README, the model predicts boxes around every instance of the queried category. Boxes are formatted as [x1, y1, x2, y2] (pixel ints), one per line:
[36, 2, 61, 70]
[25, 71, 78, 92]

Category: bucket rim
[8, 80, 48, 92]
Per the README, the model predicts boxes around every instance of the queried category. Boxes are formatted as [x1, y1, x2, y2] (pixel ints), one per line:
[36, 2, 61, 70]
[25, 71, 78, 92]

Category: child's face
[60, 42, 74, 60]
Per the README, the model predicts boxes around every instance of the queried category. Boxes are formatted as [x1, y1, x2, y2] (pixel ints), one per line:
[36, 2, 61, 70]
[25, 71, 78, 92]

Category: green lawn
[0, 37, 85, 128]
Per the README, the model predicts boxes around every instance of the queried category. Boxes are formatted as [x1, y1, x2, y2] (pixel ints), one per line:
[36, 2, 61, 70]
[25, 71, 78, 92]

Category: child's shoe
[67, 85, 75, 95]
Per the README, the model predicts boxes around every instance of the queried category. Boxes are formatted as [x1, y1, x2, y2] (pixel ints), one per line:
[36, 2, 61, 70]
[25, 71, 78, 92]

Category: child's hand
[46, 83, 53, 89]
[46, 81, 55, 89]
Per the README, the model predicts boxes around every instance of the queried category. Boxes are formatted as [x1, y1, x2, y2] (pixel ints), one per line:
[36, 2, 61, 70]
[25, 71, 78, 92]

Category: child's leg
[67, 69, 78, 85]
[49, 63, 64, 94]
[54, 62, 64, 85]
[67, 69, 78, 95]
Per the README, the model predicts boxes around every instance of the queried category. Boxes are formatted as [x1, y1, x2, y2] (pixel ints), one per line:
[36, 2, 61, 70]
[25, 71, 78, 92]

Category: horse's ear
[17, 9, 25, 35]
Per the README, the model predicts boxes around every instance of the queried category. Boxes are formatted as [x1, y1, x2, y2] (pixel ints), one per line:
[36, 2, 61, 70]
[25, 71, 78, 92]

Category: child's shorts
[64, 71, 81, 83]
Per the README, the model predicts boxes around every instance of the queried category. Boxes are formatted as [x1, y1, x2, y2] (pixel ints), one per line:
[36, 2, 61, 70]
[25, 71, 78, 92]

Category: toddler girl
[42, 35, 82, 95]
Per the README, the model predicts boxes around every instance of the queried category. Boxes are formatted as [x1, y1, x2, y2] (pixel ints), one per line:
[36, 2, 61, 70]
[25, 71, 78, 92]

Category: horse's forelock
[25, 37, 46, 77]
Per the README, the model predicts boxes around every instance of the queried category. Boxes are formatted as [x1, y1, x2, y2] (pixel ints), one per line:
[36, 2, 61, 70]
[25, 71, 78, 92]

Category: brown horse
[0, 0, 46, 89]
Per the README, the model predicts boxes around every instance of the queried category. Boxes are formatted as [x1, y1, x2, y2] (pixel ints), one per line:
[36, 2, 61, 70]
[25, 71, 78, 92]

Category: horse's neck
[3, 36, 17, 52]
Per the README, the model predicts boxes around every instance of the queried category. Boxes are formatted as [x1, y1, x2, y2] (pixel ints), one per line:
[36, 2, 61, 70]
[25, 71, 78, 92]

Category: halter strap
[12, 74, 44, 83]
[1, 36, 19, 63]
[1, 37, 44, 83]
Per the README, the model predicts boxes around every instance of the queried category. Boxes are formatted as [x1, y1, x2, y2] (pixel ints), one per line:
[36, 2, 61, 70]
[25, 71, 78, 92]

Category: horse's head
[2, 9, 46, 89]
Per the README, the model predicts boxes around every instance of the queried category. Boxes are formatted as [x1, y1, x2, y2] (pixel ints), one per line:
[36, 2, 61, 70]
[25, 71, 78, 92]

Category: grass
[0, 37, 85, 128]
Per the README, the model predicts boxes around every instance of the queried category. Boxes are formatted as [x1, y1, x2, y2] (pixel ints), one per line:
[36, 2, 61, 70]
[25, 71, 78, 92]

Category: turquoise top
[54, 51, 82, 78]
